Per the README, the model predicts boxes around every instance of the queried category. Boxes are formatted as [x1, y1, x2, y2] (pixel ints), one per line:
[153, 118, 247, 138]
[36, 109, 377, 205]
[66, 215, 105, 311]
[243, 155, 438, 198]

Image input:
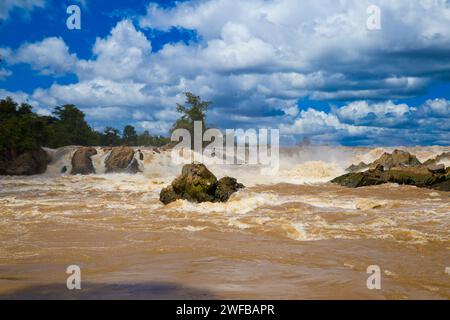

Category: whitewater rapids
[0, 146, 449, 299]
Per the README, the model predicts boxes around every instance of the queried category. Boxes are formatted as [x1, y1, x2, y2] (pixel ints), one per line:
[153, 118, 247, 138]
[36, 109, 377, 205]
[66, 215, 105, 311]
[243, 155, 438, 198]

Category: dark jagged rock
[127, 158, 140, 174]
[332, 165, 449, 191]
[159, 185, 179, 205]
[0, 148, 49, 176]
[61, 166, 67, 174]
[430, 180, 450, 192]
[105, 146, 140, 173]
[331, 171, 385, 188]
[215, 177, 245, 202]
[346, 161, 369, 173]
[160, 163, 245, 205]
[71, 147, 97, 175]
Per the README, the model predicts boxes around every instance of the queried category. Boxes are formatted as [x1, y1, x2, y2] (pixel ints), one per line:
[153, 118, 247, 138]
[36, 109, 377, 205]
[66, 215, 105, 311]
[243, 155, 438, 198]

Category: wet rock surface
[160, 163, 245, 204]
[332, 164, 450, 191]
[0, 148, 49, 175]
[215, 177, 245, 202]
[71, 147, 98, 175]
[105, 147, 140, 173]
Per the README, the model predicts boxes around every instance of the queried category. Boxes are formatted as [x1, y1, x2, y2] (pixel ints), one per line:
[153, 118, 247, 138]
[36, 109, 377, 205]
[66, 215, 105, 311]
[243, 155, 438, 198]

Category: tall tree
[48, 104, 98, 147]
[171, 92, 211, 149]
[122, 125, 138, 146]
[0, 97, 50, 152]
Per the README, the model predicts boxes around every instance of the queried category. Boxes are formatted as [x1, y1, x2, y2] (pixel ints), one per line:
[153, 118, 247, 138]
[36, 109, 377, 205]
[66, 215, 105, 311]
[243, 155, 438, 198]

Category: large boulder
[71, 147, 97, 175]
[160, 163, 245, 204]
[332, 165, 449, 190]
[171, 163, 218, 203]
[0, 148, 49, 175]
[105, 147, 140, 173]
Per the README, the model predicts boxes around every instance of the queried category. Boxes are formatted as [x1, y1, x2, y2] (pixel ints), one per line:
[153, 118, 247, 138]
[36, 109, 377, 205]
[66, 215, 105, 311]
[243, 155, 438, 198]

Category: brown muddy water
[0, 146, 449, 299]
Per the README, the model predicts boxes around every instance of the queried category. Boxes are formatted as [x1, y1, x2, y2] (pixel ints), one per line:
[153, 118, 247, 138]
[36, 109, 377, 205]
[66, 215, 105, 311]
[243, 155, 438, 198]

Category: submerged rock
[105, 146, 140, 173]
[160, 163, 245, 204]
[71, 147, 97, 175]
[0, 148, 49, 175]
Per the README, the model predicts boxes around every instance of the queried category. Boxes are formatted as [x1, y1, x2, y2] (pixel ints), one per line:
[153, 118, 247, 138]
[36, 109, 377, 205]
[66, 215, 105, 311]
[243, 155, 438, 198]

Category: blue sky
[0, 0, 449, 146]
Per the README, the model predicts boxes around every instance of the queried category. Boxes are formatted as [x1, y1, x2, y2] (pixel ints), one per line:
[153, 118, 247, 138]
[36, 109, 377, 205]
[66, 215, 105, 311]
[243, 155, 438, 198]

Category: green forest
[0, 92, 210, 153]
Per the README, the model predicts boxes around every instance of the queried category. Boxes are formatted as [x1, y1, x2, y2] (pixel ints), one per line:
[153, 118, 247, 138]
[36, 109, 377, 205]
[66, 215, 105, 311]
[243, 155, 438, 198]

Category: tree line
[0, 97, 169, 152]
[0, 92, 209, 152]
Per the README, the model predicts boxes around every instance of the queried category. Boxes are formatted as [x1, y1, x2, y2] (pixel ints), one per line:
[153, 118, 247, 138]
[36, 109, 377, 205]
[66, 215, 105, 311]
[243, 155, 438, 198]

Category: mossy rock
[215, 177, 245, 202]
[172, 163, 218, 203]
[159, 163, 245, 204]
[160, 185, 180, 205]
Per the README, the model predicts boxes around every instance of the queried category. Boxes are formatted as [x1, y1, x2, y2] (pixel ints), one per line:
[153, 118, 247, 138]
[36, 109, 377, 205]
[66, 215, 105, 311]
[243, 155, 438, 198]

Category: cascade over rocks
[0, 148, 49, 175]
[71, 147, 97, 175]
[105, 146, 140, 173]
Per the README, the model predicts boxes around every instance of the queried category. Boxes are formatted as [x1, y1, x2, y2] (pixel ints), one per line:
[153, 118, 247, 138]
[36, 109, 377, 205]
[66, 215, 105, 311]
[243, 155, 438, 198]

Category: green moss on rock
[159, 163, 245, 204]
